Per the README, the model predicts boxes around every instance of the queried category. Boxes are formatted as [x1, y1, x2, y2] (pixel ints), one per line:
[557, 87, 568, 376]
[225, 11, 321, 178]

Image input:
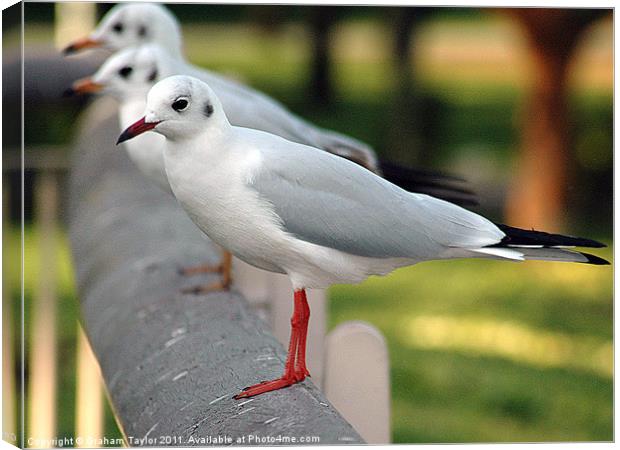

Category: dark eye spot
[172, 98, 189, 112]
[147, 69, 158, 82]
[118, 66, 133, 78]
[204, 103, 214, 117]
[112, 22, 123, 33]
[138, 25, 148, 38]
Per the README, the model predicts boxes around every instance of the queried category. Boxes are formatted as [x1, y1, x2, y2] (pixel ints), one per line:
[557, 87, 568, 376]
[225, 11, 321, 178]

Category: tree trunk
[505, 9, 605, 230]
[308, 7, 336, 106]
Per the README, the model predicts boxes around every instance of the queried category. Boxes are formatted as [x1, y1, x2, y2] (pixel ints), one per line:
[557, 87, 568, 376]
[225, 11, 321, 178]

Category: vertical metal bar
[27, 171, 59, 442]
[75, 325, 104, 448]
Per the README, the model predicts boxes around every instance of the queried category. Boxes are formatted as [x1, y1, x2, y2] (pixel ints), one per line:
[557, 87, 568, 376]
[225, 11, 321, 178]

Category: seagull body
[118, 76, 608, 398]
[163, 122, 502, 289]
[65, 4, 478, 205]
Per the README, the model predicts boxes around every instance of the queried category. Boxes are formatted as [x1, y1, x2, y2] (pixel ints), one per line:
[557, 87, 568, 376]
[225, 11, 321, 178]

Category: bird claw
[178, 262, 223, 276]
[234, 375, 302, 399]
[180, 280, 230, 295]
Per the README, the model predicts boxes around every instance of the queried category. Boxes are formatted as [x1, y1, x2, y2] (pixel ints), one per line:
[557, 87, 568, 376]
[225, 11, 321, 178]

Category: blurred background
[3, 2, 613, 445]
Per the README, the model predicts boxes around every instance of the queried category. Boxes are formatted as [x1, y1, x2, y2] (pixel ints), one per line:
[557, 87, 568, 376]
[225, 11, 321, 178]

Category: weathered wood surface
[67, 97, 363, 446]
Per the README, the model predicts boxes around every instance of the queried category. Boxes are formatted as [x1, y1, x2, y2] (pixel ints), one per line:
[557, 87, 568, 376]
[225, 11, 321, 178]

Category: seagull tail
[470, 223, 610, 265]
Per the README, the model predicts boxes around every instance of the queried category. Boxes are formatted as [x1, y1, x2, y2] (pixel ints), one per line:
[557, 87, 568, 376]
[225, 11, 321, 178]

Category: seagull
[63, 3, 477, 206]
[65, 45, 232, 291]
[117, 75, 609, 399]
[63, 41, 468, 292]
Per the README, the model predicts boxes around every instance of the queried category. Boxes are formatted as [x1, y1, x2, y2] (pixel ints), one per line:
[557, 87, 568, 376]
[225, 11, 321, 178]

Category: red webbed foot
[234, 375, 304, 399]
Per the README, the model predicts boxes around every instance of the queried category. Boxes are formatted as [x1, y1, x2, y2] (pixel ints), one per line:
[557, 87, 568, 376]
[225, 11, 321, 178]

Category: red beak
[63, 77, 104, 97]
[117, 117, 160, 145]
[62, 37, 102, 55]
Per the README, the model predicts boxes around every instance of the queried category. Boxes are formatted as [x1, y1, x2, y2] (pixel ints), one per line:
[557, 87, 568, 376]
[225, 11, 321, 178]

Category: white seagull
[64, 42, 468, 291]
[117, 75, 609, 399]
[66, 46, 169, 192]
[63, 3, 477, 206]
[66, 46, 232, 289]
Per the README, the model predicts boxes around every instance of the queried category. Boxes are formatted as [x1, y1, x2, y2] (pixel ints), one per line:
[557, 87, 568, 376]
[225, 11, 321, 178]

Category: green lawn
[330, 251, 613, 442]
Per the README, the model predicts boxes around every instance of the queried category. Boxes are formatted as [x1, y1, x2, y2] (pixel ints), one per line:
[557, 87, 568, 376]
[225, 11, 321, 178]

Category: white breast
[163, 138, 292, 274]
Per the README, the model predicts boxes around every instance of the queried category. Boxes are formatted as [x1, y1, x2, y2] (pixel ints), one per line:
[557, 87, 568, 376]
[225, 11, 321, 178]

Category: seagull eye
[118, 66, 133, 78]
[138, 25, 148, 37]
[172, 98, 189, 112]
[112, 22, 123, 33]
[147, 69, 158, 82]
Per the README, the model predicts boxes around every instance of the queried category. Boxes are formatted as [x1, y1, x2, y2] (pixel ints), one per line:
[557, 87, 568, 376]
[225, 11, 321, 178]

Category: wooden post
[74, 326, 104, 448]
[324, 321, 391, 444]
[68, 97, 363, 444]
[54, 3, 97, 50]
[27, 171, 59, 442]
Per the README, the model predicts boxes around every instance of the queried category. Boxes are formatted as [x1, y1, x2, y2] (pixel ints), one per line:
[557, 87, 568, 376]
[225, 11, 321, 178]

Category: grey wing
[193, 67, 379, 171]
[248, 138, 503, 260]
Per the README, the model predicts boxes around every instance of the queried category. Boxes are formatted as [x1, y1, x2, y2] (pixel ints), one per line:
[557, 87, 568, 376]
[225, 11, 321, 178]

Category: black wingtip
[494, 223, 607, 249]
[377, 159, 479, 206]
[579, 252, 611, 266]
[62, 44, 77, 56]
[379, 159, 467, 183]
[62, 87, 75, 98]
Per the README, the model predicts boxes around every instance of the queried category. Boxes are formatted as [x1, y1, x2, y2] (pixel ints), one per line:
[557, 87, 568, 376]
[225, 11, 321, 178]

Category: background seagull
[118, 75, 609, 399]
[65, 46, 233, 291]
[63, 3, 478, 206]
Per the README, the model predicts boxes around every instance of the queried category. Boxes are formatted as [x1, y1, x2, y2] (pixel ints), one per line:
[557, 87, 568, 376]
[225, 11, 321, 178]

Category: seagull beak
[62, 37, 102, 55]
[117, 117, 160, 145]
[63, 77, 104, 97]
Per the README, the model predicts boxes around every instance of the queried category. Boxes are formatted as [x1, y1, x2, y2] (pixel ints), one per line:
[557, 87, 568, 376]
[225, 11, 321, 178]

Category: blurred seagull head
[66, 44, 174, 100]
[64, 3, 182, 56]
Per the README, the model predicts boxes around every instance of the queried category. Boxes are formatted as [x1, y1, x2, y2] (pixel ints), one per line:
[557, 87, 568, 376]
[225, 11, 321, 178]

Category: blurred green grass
[329, 251, 612, 442]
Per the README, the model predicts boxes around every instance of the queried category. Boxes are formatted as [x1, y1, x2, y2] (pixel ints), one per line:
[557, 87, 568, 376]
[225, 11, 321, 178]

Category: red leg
[234, 289, 309, 399]
[294, 290, 311, 378]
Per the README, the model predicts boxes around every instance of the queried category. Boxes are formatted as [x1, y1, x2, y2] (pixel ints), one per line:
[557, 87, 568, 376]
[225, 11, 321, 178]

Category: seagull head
[117, 75, 227, 144]
[64, 44, 172, 99]
[63, 3, 182, 56]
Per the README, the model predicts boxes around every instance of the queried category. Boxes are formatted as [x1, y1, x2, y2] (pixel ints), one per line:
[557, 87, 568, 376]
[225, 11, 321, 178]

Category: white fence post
[324, 321, 391, 444]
